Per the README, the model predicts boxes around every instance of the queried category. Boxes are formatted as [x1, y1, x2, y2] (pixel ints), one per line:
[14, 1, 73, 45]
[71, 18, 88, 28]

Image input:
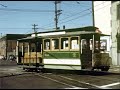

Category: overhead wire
[36, 1, 109, 32]
[62, 1, 91, 7]
[25, 27, 53, 34]
[39, 1, 111, 31]
[0, 8, 54, 12]
[11, 1, 112, 33]
[41, 1, 109, 29]
[35, 1, 106, 32]
[56, 1, 109, 24]
[0, 4, 7, 7]
[0, 1, 111, 34]
[58, 2, 111, 25]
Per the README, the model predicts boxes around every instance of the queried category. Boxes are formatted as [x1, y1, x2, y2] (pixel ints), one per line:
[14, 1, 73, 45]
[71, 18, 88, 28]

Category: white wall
[94, 1, 111, 35]
[111, 1, 120, 65]
[94, 1, 112, 62]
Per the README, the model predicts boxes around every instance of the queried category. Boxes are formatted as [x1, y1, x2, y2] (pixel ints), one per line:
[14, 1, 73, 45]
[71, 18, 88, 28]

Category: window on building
[117, 4, 120, 20]
[70, 37, 79, 50]
[61, 37, 69, 50]
[110, 6, 112, 15]
[117, 36, 120, 52]
[44, 39, 50, 50]
[51, 38, 59, 50]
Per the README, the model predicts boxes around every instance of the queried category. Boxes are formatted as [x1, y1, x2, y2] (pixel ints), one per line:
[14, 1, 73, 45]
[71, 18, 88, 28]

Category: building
[94, 1, 112, 60]
[0, 34, 29, 60]
[94, 1, 111, 35]
[111, 1, 120, 66]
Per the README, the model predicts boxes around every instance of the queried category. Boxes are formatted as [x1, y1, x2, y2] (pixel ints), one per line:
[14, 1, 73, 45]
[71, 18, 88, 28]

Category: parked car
[8, 55, 16, 61]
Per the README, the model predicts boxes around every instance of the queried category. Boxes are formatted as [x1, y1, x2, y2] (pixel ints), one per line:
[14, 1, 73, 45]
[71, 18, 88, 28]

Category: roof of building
[0, 34, 30, 40]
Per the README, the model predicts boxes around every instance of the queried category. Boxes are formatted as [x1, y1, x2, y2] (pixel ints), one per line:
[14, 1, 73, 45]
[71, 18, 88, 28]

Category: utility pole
[32, 24, 38, 34]
[91, 1, 95, 68]
[32, 24, 39, 70]
[92, 1, 95, 27]
[54, 1, 62, 30]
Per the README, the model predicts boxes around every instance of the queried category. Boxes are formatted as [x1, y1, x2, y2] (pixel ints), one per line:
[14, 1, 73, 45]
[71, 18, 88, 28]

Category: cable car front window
[100, 40, 107, 51]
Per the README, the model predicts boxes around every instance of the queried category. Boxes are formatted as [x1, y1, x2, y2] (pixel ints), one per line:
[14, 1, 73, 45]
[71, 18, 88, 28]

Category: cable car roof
[18, 26, 110, 41]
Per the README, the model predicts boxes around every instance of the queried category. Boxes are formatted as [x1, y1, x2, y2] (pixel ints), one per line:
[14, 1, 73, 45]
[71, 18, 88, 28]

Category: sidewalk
[108, 65, 120, 74]
[0, 60, 17, 66]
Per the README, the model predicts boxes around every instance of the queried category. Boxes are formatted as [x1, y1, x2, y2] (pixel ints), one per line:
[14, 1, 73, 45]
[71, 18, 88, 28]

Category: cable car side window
[61, 37, 69, 50]
[51, 38, 59, 50]
[31, 43, 36, 52]
[100, 40, 107, 51]
[44, 39, 50, 50]
[70, 37, 79, 50]
[82, 39, 87, 49]
[24, 42, 29, 53]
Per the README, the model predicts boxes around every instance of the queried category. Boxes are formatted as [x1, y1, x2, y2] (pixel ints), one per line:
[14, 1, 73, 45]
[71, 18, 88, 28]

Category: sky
[0, 1, 92, 35]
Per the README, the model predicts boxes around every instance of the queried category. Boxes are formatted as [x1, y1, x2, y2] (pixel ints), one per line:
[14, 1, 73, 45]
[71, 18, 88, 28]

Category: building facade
[0, 34, 29, 60]
[111, 1, 120, 65]
[94, 1, 111, 35]
[94, 1, 112, 57]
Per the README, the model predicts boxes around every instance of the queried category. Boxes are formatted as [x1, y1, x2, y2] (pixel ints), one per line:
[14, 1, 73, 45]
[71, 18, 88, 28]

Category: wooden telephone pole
[32, 24, 39, 69]
[92, 1, 95, 27]
[32, 24, 38, 35]
[54, 1, 62, 30]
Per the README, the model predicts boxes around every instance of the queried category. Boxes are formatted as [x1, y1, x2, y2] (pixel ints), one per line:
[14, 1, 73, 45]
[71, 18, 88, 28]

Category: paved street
[0, 65, 120, 89]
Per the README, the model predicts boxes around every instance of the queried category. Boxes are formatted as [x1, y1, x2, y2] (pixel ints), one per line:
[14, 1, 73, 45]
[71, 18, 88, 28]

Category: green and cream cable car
[17, 26, 112, 72]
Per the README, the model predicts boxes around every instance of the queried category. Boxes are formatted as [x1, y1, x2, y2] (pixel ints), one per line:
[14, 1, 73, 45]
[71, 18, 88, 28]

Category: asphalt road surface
[0, 66, 120, 89]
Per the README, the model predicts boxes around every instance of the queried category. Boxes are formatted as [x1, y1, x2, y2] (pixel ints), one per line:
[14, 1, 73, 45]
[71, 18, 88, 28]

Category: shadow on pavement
[39, 68, 120, 76]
